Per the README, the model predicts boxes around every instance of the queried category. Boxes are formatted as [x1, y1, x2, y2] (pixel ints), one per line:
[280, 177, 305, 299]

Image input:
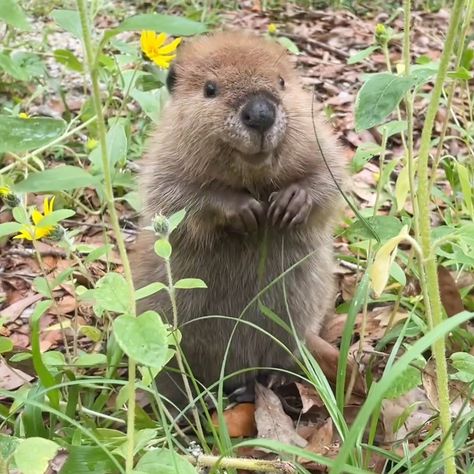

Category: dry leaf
[437, 266, 464, 317]
[255, 383, 307, 448]
[211, 403, 257, 438]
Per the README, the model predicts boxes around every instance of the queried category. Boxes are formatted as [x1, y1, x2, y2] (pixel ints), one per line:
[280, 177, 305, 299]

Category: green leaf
[51, 9, 83, 39]
[451, 352, 474, 382]
[42, 351, 66, 367]
[38, 209, 75, 227]
[113, 311, 169, 369]
[276, 36, 300, 54]
[456, 162, 473, 217]
[0, 336, 13, 354]
[30, 300, 60, 409]
[12, 206, 29, 224]
[168, 209, 186, 233]
[14, 437, 60, 474]
[53, 49, 83, 72]
[135, 282, 167, 300]
[347, 45, 378, 65]
[79, 325, 102, 342]
[377, 119, 407, 138]
[0, 0, 31, 30]
[135, 448, 196, 474]
[74, 353, 107, 367]
[131, 88, 167, 124]
[384, 357, 425, 399]
[114, 13, 206, 36]
[447, 66, 471, 80]
[351, 143, 382, 173]
[59, 445, 119, 474]
[174, 278, 207, 289]
[154, 239, 172, 259]
[347, 215, 404, 242]
[461, 47, 474, 70]
[355, 73, 414, 131]
[0, 53, 28, 80]
[13, 166, 99, 193]
[89, 122, 128, 171]
[33, 276, 52, 298]
[81, 273, 131, 315]
[0, 222, 23, 238]
[0, 116, 67, 153]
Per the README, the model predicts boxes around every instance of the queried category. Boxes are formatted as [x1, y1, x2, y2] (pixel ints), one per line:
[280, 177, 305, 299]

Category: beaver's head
[167, 31, 298, 166]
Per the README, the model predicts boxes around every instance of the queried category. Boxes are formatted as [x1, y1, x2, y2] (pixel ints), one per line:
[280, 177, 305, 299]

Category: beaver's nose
[241, 96, 276, 133]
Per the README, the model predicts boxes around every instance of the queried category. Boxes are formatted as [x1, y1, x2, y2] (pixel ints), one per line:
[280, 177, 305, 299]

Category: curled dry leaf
[0, 359, 33, 390]
[302, 417, 334, 456]
[1, 294, 42, 323]
[254, 383, 307, 448]
[295, 382, 324, 413]
[211, 402, 257, 438]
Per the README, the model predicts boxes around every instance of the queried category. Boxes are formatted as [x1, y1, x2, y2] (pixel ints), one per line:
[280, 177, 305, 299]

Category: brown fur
[132, 32, 346, 408]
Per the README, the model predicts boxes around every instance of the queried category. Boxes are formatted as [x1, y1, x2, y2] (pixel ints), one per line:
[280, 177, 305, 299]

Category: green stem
[414, 1, 465, 472]
[164, 258, 205, 443]
[75, 1, 136, 472]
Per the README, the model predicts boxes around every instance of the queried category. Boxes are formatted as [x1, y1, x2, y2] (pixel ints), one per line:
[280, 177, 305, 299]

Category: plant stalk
[414, 1, 465, 472]
[75, 1, 137, 472]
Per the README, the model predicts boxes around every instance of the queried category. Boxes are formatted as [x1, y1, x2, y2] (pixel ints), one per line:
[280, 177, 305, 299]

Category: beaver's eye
[204, 81, 218, 98]
[278, 76, 285, 89]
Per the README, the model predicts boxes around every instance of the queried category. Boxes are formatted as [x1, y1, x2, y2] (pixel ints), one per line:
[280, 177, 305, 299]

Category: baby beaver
[133, 31, 346, 410]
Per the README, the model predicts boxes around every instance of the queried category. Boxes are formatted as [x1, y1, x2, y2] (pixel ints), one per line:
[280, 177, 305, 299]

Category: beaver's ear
[166, 64, 177, 94]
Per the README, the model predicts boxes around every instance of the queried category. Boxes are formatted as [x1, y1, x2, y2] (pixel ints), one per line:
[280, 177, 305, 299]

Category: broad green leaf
[447, 66, 471, 80]
[135, 282, 167, 300]
[123, 191, 141, 211]
[59, 445, 119, 474]
[0, 53, 28, 80]
[42, 350, 66, 366]
[14, 166, 99, 193]
[38, 209, 75, 227]
[89, 122, 128, 171]
[131, 88, 166, 123]
[0, 0, 30, 30]
[351, 143, 382, 173]
[114, 13, 206, 36]
[377, 119, 407, 138]
[348, 215, 404, 242]
[81, 273, 131, 315]
[14, 438, 60, 474]
[395, 165, 410, 212]
[54, 49, 83, 72]
[370, 225, 409, 297]
[33, 276, 52, 298]
[74, 353, 107, 367]
[461, 48, 474, 70]
[0, 222, 23, 238]
[113, 311, 169, 369]
[13, 205, 29, 224]
[409, 64, 438, 86]
[154, 239, 172, 259]
[174, 278, 207, 289]
[355, 73, 413, 131]
[0, 433, 20, 461]
[389, 261, 406, 287]
[168, 209, 186, 233]
[51, 9, 83, 39]
[79, 325, 102, 342]
[276, 36, 300, 54]
[84, 244, 113, 263]
[347, 45, 378, 65]
[0, 336, 13, 353]
[451, 352, 474, 382]
[0, 116, 66, 153]
[135, 447, 196, 474]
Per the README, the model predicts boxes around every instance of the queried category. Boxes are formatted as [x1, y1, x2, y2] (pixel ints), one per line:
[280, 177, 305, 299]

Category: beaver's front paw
[224, 194, 265, 234]
[267, 183, 312, 229]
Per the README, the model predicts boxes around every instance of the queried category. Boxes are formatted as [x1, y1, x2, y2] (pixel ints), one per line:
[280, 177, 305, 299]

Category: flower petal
[32, 209, 43, 225]
[154, 32, 167, 48]
[158, 37, 182, 55]
[151, 54, 176, 69]
[13, 228, 34, 240]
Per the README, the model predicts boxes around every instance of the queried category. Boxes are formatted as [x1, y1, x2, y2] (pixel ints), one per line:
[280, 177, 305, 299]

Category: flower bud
[47, 225, 65, 242]
[374, 23, 390, 46]
[152, 213, 170, 238]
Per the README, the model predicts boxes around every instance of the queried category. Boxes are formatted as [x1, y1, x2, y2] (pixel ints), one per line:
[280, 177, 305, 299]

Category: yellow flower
[140, 31, 181, 69]
[0, 185, 11, 197]
[267, 23, 277, 35]
[14, 196, 56, 241]
[18, 112, 30, 119]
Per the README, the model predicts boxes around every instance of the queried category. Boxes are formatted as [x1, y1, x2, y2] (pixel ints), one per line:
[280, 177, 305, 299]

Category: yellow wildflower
[140, 31, 181, 69]
[18, 112, 30, 119]
[0, 185, 11, 197]
[267, 23, 277, 35]
[14, 196, 56, 241]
